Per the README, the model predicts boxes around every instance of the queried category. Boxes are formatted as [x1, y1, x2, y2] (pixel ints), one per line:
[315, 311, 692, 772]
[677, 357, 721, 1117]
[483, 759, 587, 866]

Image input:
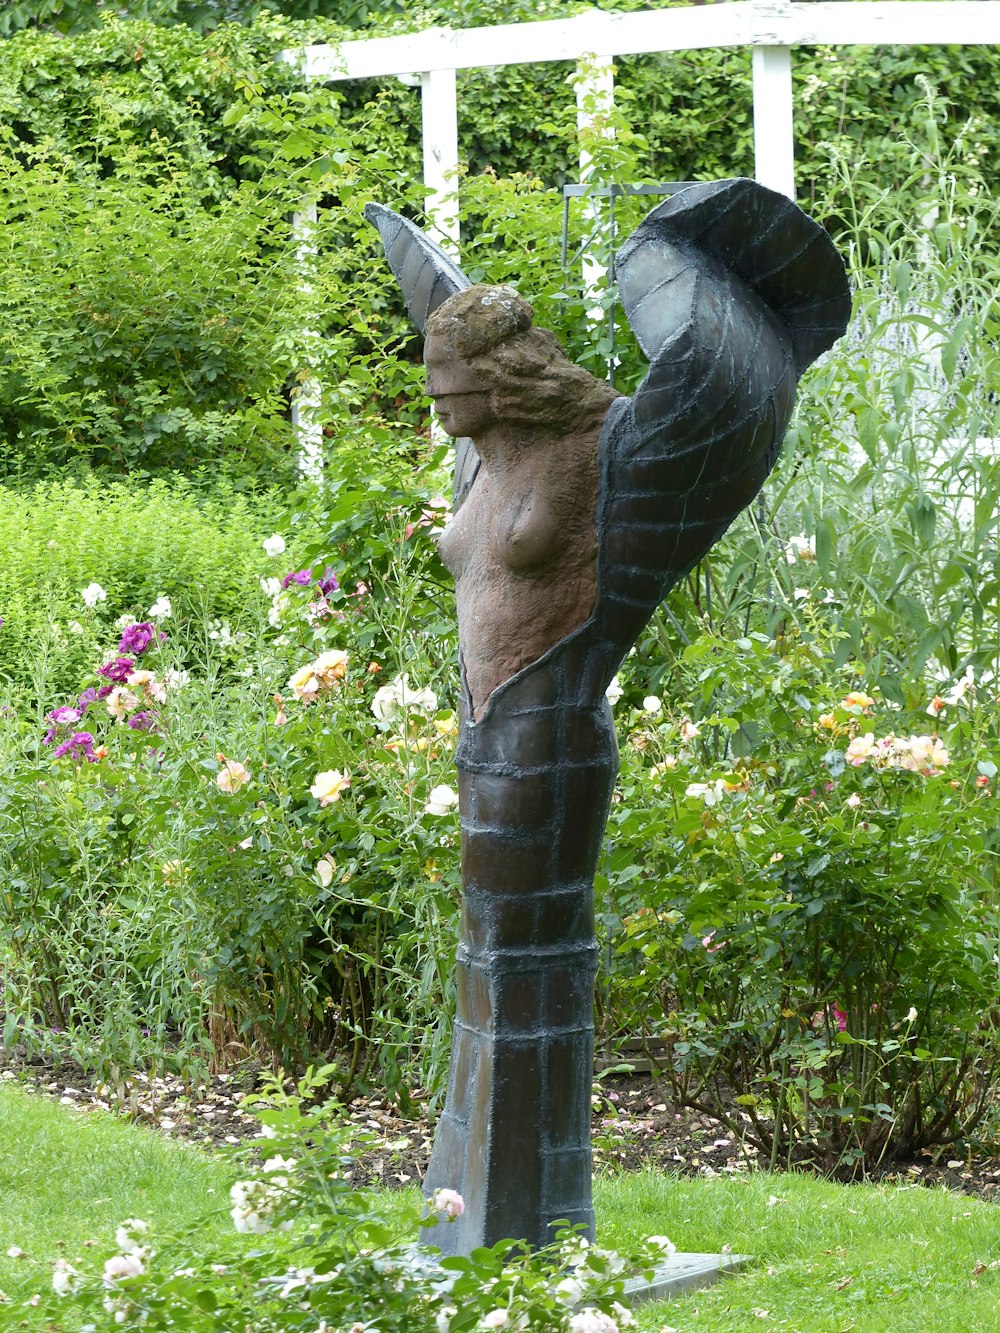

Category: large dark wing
[364, 204, 481, 512]
[591, 178, 851, 662]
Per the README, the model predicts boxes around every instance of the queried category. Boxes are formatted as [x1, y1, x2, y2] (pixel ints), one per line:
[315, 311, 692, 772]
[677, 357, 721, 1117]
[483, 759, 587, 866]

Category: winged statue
[366, 182, 850, 1257]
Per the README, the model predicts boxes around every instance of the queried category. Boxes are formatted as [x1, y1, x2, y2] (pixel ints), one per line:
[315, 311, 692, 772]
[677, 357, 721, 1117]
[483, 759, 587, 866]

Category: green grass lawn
[0, 1083, 237, 1310]
[2, 1084, 999, 1331]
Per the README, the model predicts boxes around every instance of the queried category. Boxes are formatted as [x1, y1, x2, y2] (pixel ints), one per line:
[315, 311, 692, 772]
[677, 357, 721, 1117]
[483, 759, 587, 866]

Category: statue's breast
[492, 487, 559, 574]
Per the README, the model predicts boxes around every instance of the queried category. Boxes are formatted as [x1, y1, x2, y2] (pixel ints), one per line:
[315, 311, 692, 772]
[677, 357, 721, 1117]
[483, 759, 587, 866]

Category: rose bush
[601, 628, 1000, 1172]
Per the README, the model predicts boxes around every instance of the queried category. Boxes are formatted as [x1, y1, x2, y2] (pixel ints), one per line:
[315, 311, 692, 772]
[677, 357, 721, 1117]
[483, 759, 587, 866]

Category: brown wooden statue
[366, 181, 850, 1255]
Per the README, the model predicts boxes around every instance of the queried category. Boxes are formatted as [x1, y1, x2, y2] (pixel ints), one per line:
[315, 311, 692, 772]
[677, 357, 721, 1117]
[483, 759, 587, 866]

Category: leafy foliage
[16, 1067, 664, 1332]
[602, 632, 999, 1173]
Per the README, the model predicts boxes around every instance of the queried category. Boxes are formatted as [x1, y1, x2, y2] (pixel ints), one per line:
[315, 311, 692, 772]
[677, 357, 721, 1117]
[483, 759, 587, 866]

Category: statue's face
[424, 332, 496, 439]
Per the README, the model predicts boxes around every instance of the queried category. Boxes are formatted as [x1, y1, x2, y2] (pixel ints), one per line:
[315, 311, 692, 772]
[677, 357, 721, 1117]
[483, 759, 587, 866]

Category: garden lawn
[598, 1171, 1000, 1332]
[2, 1086, 1000, 1330]
[0, 1084, 237, 1308]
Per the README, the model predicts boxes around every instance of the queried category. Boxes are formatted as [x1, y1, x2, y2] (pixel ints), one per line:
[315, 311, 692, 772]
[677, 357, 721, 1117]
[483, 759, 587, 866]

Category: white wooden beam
[752, 45, 795, 200]
[298, 8, 746, 80]
[749, 1, 1000, 46]
[421, 66, 460, 253]
[292, 3, 1000, 82]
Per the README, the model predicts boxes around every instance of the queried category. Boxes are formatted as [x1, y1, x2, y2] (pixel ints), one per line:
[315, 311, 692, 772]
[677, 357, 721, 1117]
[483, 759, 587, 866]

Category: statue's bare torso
[423, 294, 617, 719]
[436, 425, 605, 718]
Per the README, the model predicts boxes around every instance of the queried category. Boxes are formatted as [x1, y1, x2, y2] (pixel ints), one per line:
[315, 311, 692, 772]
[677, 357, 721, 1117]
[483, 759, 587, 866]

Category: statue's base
[622, 1252, 750, 1307]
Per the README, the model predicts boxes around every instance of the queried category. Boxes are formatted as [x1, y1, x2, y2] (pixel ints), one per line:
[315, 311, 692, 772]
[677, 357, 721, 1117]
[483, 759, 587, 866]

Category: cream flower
[783, 533, 816, 564]
[310, 769, 350, 805]
[106, 686, 140, 720]
[844, 733, 876, 766]
[127, 669, 167, 704]
[312, 650, 349, 686]
[262, 534, 286, 558]
[371, 673, 437, 722]
[289, 651, 348, 703]
[81, 582, 108, 607]
[115, 1220, 149, 1255]
[216, 755, 251, 793]
[52, 1260, 81, 1297]
[685, 780, 727, 807]
[425, 784, 459, 816]
[288, 662, 321, 704]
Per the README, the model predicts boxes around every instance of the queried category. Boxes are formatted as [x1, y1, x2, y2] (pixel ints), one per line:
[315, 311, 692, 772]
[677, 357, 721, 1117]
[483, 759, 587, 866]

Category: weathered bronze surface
[366, 181, 850, 1255]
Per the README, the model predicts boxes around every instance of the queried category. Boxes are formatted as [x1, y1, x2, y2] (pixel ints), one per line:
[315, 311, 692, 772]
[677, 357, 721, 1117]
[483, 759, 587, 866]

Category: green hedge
[0, 476, 284, 700]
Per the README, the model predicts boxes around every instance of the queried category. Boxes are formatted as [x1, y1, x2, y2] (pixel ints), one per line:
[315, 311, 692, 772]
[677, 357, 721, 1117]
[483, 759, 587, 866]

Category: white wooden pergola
[289, 0, 1000, 236]
[285, 0, 1000, 462]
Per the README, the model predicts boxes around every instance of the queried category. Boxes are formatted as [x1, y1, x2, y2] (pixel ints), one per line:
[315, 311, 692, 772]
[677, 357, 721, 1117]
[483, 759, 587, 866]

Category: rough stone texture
[368, 180, 851, 1256]
[427, 286, 619, 720]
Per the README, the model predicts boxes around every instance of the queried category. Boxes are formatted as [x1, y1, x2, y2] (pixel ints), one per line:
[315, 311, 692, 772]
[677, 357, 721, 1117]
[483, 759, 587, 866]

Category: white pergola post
[752, 45, 795, 199]
[575, 54, 616, 327]
[421, 65, 460, 253]
[291, 200, 325, 478]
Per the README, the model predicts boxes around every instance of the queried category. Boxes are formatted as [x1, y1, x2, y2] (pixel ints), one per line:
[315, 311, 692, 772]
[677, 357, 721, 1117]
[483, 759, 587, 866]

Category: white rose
[425, 785, 459, 817]
[81, 582, 108, 608]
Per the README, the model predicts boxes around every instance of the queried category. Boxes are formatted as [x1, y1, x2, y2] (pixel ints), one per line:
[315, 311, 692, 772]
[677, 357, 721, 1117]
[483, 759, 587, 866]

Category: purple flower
[127, 711, 157, 732]
[77, 687, 98, 714]
[119, 622, 164, 656]
[281, 568, 313, 590]
[47, 705, 82, 727]
[53, 731, 97, 762]
[97, 656, 135, 683]
[317, 566, 339, 596]
[97, 684, 113, 699]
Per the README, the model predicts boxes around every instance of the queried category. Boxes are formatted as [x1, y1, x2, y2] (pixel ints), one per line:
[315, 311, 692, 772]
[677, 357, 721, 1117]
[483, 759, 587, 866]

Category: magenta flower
[127, 711, 157, 732]
[47, 705, 82, 727]
[53, 731, 97, 762]
[281, 568, 313, 589]
[118, 622, 164, 656]
[317, 566, 339, 596]
[77, 687, 98, 712]
[97, 656, 135, 683]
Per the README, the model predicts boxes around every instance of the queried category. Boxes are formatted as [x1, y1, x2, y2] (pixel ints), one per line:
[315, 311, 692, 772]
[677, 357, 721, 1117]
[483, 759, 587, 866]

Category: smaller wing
[365, 204, 480, 513]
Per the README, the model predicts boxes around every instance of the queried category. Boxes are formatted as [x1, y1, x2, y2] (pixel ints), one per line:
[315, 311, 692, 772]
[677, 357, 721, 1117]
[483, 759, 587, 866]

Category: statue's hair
[426, 284, 618, 431]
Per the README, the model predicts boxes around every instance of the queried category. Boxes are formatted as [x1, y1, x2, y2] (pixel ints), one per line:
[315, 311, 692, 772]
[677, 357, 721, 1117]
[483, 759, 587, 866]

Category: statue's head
[424, 284, 616, 436]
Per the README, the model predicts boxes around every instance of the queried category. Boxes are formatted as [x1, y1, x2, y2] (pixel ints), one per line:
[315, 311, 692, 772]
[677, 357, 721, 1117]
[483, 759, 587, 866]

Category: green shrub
[0, 475, 288, 701]
[0, 482, 463, 1096]
[601, 629, 1000, 1173]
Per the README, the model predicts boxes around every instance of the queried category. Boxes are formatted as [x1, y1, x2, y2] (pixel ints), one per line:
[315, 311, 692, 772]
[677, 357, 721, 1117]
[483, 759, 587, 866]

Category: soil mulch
[4, 1050, 999, 1204]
